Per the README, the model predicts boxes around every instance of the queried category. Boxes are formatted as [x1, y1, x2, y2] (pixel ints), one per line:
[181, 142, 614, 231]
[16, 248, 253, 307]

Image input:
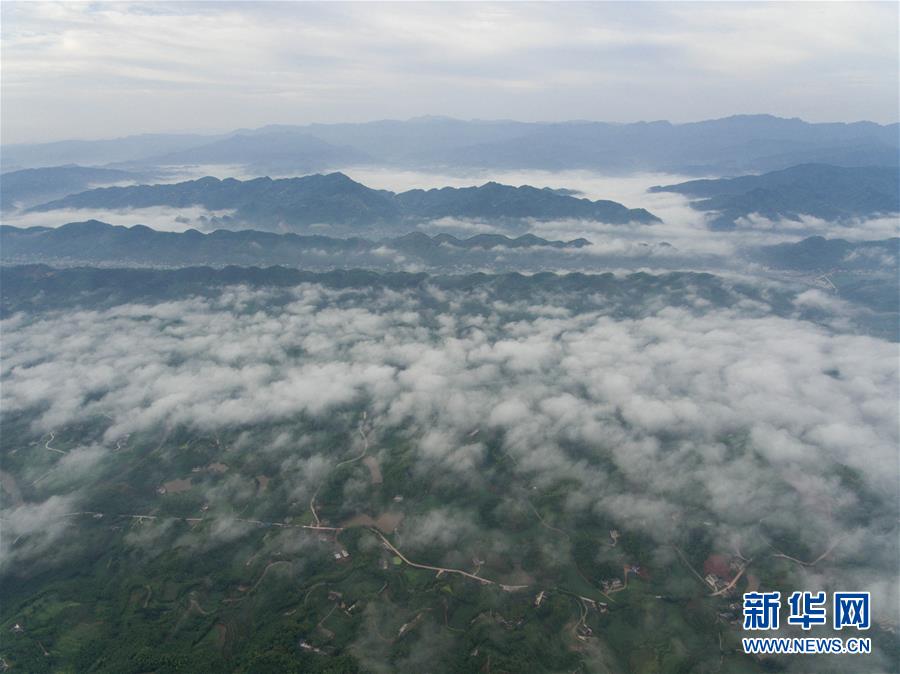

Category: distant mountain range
[0, 220, 592, 268]
[652, 164, 900, 229]
[4, 115, 897, 174]
[27, 172, 659, 230]
[0, 165, 147, 211]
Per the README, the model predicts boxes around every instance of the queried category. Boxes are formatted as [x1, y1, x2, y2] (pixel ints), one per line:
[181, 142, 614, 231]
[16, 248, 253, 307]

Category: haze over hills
[26, 172, 660, 231]
[0, 165, 148, 211]
[0, 133, 226, 171]
[142, 130, 372, 174]
[4, 218, 896, 274]
[3, 115, 898, 175]
[652, 164, 900, 229]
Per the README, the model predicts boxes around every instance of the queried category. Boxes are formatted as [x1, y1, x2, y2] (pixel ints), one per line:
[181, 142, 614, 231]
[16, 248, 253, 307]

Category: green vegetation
[2, 411, 890, 673]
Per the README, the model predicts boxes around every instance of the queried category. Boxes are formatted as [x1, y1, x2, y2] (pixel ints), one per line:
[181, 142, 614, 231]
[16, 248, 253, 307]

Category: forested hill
[651, 164, 900, 229]
[28, 173, 660, 230]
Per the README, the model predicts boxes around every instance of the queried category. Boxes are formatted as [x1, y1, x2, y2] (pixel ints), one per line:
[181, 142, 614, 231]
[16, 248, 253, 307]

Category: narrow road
[44, 432, 66, 455]
[528, 501, 569, 538]
[335, 420, 370, 468]
[772, 538, 842, 567]
[3, 510, 342, 534]
[310, 485, 321, 527]
[368, 527, 527, 590]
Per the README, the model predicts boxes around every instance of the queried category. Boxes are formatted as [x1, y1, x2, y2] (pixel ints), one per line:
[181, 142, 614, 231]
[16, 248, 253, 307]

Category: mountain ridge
[651, 164, 900, 229]
[27, 172, 660, 229]
[0, 220, 594, 267]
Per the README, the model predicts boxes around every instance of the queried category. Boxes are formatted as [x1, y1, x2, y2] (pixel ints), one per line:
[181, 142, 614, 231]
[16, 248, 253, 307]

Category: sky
[1, 1, 898, 144]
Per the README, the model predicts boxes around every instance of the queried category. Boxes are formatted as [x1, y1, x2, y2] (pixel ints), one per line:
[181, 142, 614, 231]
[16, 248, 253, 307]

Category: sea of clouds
[2, 282, 896, 636]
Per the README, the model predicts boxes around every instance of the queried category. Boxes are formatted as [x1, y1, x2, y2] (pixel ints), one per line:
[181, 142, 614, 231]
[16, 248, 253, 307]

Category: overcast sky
[2, 1, 898, 144]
